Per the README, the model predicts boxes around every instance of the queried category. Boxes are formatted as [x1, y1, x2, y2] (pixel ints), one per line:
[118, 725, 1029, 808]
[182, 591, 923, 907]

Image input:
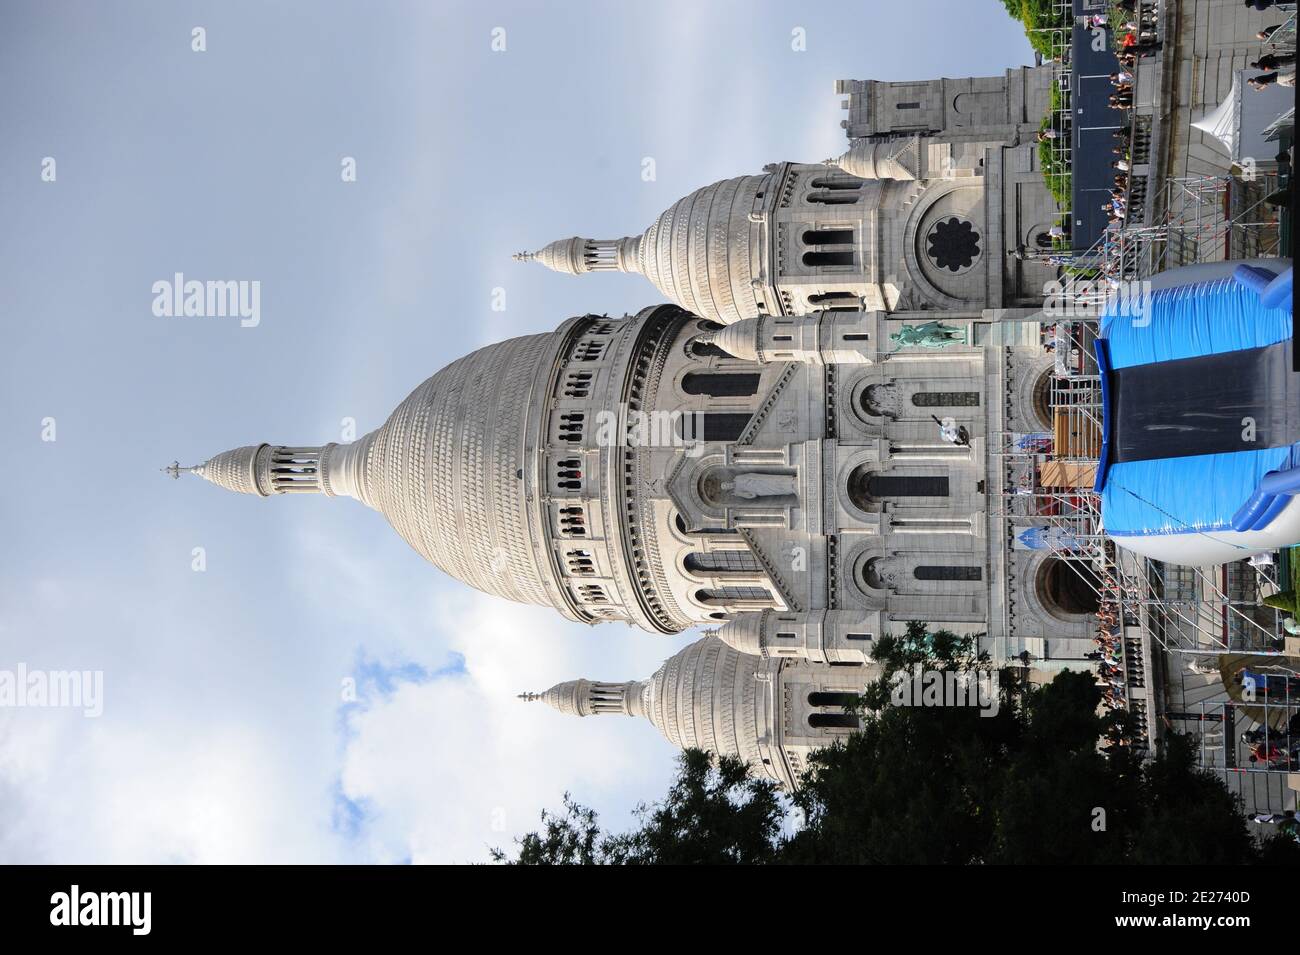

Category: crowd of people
[1102, 1, 1162, 227]
[1240, 711, 1300, 770]
[1058, 3, 1292, 292]
[1087, 573, 1144, 725]
[1247, 14, 1296, 89]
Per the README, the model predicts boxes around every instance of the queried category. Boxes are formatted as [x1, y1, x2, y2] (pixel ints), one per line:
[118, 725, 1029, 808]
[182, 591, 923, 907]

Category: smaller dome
[644, 636, 765, 771]
[516, 172, 777, 325]
[530, 635, 790, 787]
[637, 174, 771, 325]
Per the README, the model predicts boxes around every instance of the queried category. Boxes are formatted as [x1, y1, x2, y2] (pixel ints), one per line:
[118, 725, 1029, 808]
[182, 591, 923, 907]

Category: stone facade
[180, 66, 1097, 784]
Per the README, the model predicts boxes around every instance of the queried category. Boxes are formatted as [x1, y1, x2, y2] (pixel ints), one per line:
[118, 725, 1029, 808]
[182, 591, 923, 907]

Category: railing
[1032, 1, 1075, 219]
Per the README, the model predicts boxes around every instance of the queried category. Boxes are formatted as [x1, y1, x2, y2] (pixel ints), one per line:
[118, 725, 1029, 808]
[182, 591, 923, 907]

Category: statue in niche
[889, 321, 966, 349]
[862, 382, 901, 419]
[721, 473, 799, 499]
[863, 555, 905, 590]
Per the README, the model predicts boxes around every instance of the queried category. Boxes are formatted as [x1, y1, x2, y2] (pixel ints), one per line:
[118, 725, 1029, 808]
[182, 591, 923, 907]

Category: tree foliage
[996, 0, 1072, 56]
[494, 624, 1299, 865]
[495, 749, 785, 865]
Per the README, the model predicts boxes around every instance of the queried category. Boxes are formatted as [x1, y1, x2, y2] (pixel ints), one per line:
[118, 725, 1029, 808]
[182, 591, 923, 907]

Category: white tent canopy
[1192, 70, 1293, 161]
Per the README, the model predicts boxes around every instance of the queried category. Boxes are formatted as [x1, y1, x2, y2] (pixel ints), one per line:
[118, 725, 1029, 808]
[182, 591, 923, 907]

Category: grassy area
[997, 1, 1075, 227]
[1038, 129, 1072, 209]
[1038, 82, 1071, 210]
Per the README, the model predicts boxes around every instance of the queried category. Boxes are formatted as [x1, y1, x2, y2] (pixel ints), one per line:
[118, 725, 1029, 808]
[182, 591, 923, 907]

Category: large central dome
[181, 304, 714, 633]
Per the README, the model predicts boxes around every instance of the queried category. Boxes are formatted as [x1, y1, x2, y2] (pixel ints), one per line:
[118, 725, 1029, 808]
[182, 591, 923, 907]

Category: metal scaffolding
[1005, 2, 1294, 783]
[1165, 665, 1300, 815]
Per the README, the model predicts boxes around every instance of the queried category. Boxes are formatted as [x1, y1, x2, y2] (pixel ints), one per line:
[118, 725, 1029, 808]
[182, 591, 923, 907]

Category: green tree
[495, 624, 1285, 865]
[494, 749, 784, 865]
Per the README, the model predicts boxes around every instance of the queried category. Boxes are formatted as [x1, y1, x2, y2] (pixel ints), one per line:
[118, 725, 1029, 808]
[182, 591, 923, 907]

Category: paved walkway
[1072, 17, 1124, 249]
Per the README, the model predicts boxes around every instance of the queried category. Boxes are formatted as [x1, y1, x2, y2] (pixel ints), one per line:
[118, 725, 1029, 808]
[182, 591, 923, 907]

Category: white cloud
[335, 590, 686, 864]
[0, 709, 339, 864]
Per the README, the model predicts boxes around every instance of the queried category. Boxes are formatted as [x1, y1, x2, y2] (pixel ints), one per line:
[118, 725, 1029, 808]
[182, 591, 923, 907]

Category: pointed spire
[529, 678, 648, 718]
[171, 441, 370, 501]
[513, 236, 642, 276]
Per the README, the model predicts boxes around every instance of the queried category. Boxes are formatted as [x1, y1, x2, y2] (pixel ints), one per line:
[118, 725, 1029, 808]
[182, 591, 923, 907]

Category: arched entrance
[1034, 557, 1101, 618]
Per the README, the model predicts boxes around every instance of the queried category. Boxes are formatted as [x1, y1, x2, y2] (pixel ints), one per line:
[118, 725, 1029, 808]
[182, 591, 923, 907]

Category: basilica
[177, 65, 1097, 788]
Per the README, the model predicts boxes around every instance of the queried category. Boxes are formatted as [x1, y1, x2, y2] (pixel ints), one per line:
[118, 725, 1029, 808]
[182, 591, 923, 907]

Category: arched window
[807, 193, 860, 206]
[849, 466, 951, 510]
[555, 457, 583, 491]
[864, 474, 950, 498]
[914, 566, 982, 581]
[808, 691, 860, 708]
[685, 551, 764, 575]
[809, 713, 860, 729]
[687, 338, 730, 359]
[695, 587, 773, 607]
[562, 370, 593, 399]
[803, 250, 856, 268]
[802, 229, 855, 246]
[557, 411, 584, 443]
[674, 513, 737, 536]
[911, 391, 980, 407]
[557, 505, 587, 537]
[677, 412, 752, 442]
[809, 178, 862, 190]
[681, 372, 761, 398]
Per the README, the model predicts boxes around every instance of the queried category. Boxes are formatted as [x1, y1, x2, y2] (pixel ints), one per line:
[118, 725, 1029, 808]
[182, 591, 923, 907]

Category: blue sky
[0, 0, 1034, 863]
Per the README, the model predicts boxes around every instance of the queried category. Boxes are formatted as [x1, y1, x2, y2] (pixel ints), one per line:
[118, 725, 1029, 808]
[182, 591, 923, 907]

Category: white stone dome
[636, 173, 770, 325]
[643, 636, 767, 774]
[532, 635, 786, 785]
[516, 172, 775, 326]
